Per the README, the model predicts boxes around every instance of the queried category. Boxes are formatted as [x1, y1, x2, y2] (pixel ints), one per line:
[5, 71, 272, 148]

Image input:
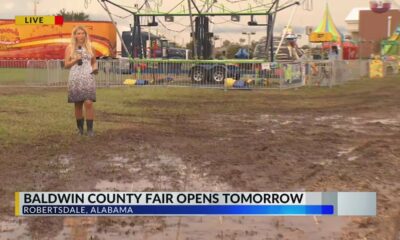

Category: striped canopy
[313, 4, 344, 43]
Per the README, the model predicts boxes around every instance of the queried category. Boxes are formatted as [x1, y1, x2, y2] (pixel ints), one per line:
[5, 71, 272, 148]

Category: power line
[84, 0, 92, 9]
[111, 13, 132, 19]
[213, 16, 251, 27]
[225, 0, 249, 3]
[158, 20, 190, 33]
[96, 0, 131, 58]
[170, 20, 191, 28]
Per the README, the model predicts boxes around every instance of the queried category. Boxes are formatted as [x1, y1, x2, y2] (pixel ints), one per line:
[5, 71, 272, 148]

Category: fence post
[224, 62, 227, 92]
[330, 60, 335, 88]
[46, 60, 50, 86]
[279, 63, 283, 90]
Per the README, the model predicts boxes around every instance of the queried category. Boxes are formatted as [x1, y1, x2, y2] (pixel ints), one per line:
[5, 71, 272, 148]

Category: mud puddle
[69, 153, 352, 240]
[138, 215, 351, 240]
[0, 218, 29, 240]
[0, 152, 357, 239]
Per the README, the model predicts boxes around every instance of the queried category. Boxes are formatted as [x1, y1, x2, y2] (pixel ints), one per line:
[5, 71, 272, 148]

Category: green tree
[186, 40, 194, 51]
[222, 40, 231, 47]
[169, 42, 181, 48]
[56, 9, 90, 21]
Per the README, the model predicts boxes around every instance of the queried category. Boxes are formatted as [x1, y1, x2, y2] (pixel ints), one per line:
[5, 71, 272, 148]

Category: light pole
[213, 35, 220, 58]
[242, 32, 256, 59]
[213, 35, 220, 47]
[33, 0, 39, 15]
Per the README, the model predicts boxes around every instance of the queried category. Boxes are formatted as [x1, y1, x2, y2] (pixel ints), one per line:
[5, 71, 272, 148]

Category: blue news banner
[20, 205, 334, 215]
[15, 192, 376, 216]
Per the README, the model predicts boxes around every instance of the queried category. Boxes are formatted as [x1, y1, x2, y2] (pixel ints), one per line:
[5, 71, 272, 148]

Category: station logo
[15, 16, 64, 26]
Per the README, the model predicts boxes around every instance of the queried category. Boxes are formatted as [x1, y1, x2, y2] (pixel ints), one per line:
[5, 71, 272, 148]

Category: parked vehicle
[189, 64, 240, 83]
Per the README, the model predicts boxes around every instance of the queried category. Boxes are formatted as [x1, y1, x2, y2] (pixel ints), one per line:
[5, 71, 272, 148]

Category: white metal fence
[0, 59, 371, 89]
[95, 59, 305, 89]
[302, 60, 370, 87]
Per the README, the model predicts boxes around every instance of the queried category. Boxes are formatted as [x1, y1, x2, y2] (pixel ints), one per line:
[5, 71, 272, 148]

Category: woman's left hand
[91, 68, 99, 75]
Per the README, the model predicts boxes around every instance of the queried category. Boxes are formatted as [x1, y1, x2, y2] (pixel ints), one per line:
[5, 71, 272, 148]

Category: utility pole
[33, 0, 39, 15]
[270, 0, 280, 62]
[188, 0, 198, 59]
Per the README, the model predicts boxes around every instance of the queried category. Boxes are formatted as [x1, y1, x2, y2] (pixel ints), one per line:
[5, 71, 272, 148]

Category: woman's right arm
[64, 46, 79, 69]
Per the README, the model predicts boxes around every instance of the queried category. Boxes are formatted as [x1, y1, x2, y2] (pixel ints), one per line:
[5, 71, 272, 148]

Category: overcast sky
[0, 0, 387, 47]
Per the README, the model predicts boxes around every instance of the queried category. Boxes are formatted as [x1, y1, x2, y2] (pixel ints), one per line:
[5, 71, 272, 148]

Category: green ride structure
[381, 26, 400, 57]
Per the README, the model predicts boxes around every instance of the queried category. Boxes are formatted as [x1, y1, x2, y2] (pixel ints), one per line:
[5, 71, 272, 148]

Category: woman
[64, 26, 98, 136]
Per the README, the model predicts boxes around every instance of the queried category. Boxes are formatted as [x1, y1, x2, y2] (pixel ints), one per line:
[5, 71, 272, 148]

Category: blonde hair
[69, 26, 94, 58]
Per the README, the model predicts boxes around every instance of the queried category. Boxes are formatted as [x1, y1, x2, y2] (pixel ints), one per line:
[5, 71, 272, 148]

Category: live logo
[25, 17, 43, 24]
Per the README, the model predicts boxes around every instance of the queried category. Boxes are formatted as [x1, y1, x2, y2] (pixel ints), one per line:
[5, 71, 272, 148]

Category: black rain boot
[76, 118, 84, 135]
[86, 119, 94, 137]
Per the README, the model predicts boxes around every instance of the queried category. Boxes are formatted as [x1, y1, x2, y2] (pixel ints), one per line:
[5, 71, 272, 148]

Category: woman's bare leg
[84, 100, 94, 120]
[75, 102, 84, 119]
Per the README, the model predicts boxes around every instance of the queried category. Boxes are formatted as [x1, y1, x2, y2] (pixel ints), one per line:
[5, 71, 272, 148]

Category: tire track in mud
[1, 83, 400, 239]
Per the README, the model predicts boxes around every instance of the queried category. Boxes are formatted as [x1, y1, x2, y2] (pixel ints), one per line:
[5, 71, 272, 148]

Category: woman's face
[75, 29, 86, 44]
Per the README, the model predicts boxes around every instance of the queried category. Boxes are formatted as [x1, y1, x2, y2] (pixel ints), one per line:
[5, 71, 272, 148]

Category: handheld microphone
[77, 46, 83, 66]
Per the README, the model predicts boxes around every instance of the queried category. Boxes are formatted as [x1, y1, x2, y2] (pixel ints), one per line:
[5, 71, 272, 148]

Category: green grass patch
[0, 68, 30, 85]
[0, 68, 70, 86]
[0, 76, 399, 147]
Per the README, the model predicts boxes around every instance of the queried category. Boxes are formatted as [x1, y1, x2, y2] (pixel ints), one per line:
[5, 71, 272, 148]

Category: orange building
[0, 19, 116, 59]
[347, 9, 400, 58]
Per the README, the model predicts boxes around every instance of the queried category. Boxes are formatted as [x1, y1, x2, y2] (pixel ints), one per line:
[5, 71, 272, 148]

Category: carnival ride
[0, 20, 116, 59]
[309, 3, 358, 60]
[93, 0, 314, 61]
[253, 27, 303, 61]
[381, 26, 400, 56]
[282, 26, 303, 60]
[370, 0, 392, 13]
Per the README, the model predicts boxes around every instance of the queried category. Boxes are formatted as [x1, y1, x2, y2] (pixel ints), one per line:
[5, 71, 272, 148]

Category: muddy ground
[0, 78, 400, 240]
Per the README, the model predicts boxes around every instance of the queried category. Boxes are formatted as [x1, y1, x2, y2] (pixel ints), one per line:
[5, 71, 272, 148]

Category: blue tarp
[235, 48, 250, 59]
